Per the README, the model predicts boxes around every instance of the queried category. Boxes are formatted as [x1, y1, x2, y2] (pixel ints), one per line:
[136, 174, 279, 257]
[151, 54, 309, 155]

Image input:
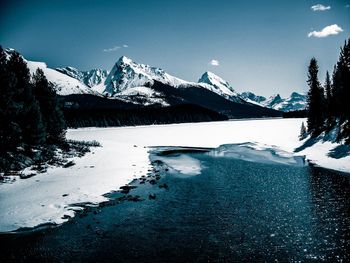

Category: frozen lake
[1, 146, 349, 262]
[1, 118, 349, 233]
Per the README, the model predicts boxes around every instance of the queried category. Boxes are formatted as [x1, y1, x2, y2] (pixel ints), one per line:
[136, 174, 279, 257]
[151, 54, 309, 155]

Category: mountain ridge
[241, 91, 307, 112]
[56, 67, 109, 91]
[4, 48, 302, 114]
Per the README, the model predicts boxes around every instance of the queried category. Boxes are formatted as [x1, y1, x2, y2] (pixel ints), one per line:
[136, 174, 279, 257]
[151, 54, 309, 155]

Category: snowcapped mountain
[266, 92, 307, 112]
[4, 48, 283, 118]
[264, 94, 283, 108]
[103, 56, 187, 96]
[56, 67, 108, 91]
[5, 49, 247, 106]
[240, 91, 307, 112]
[4, 49, 99, 96]
[102, 57, 246, 104]
[4, 48, 299, 114]
[198, 71, 245, 103]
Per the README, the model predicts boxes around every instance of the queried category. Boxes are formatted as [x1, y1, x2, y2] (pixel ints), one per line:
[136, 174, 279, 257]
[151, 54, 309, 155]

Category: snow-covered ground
[0, 118, 349, 232]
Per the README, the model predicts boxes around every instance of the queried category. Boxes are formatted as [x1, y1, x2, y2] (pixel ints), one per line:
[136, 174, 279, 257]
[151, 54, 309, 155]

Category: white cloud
[311, 4, 331, 11]
[209, 59, 220, 66]
[103, 46, 121, 52]
[103, 44, 128, 52]
[308, 24, 343, 38]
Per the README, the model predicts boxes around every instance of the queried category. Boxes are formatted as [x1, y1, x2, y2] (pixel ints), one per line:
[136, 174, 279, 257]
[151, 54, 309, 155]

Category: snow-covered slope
[55, 66, 83, 81]
[56, 67, 108, 91]
[83, 69, 109, 91]
[26, 61, 99, 96]
[5, 49, 99, 96]
[116, 86, 170, 106]
[240, 92, 267, 105]
[240, 91, 307, 112]
[198, 71, 244, 103]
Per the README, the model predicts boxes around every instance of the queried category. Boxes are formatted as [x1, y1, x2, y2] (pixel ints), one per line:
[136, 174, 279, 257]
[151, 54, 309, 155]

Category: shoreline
[2, 144, 349, 235]
[0, 118, 349, 233]
[0, 148, 349, 262]
[0, 154, 170, 235]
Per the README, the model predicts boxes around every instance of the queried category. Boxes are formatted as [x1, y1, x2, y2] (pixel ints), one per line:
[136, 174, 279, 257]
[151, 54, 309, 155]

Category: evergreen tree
[299, 122, 307, 140]
[0, 47, 22, 160]
[32, 68, 66, 143]
[306, 58, 325, 137]
[339, 40, 350, 119]
[339, 39, 350, 141]
[324, 71, 333, 129]
[330, 39, 350, 141]
[26, 100, 46, 146]
[332, 65, 341, 117]
[332, 39, 350, 119]
[7, 51, 46, 147]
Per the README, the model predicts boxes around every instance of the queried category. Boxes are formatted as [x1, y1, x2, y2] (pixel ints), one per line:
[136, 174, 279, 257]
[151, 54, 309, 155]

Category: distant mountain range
[5, 48, 306, 121]
[56, 56, 306, 113]
[240, 92, 307, 112]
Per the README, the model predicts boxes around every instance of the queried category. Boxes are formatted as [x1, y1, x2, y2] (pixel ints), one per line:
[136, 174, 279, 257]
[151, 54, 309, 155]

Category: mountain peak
[201, 71, 215, 77]
[270, 94, 282, 100]
[199, 71, 234, 94]
[116, 55, 133, 66]
[199, 71, 225, 84]
[290, 92, 305, 98]
[104, 56, 187, 95]
[198, 71, 244, 103]
[4, 48, 15, 53]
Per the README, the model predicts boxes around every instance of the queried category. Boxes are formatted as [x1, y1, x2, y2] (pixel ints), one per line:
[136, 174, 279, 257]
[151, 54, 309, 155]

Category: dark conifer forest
[0, 47, 66, 174]
[305, 39, 350, 143]
[64, 104, 227, 128]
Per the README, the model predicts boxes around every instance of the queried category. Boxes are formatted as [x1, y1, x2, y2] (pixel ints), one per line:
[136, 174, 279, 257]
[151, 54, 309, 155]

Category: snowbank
[209, 143, 306, 166]
[0, 118, 349, 232]
[151, 153, 203, 176]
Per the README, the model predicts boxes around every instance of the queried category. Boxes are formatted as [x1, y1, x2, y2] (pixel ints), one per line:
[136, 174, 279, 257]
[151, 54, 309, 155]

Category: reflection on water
[307, 167, 350, 260]
[0, 147, 349, 262]
[145, 148, 349, 262]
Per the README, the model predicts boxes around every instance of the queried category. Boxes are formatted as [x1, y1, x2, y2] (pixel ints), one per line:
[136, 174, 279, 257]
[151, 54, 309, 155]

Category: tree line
[304, 39, 350, 143]
[64, 104, 227, 128]
[0, 47, 66, 173]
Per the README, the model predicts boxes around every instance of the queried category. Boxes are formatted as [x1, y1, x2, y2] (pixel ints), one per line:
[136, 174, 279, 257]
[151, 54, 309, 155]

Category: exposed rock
[149, 194, 156, 200]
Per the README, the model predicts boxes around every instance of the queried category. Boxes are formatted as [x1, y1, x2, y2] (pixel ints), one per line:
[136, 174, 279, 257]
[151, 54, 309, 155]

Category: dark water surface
[0, 149, 349, 262]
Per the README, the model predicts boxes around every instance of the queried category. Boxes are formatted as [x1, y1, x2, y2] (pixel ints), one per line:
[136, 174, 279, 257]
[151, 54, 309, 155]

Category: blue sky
[0, 0, 349, 97]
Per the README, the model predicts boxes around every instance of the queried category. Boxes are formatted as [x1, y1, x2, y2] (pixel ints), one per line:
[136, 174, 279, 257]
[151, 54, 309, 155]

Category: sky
[0, 0, 349, 97]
